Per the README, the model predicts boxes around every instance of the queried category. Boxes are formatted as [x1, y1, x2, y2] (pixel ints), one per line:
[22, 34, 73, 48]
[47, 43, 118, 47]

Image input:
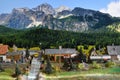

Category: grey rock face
[0, 3, 114, 32]
[32, 3, 55, 15]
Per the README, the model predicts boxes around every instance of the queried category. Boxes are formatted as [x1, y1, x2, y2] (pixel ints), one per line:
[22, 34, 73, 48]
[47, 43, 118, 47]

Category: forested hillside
[0, 25, 19, 34]
[0, 26, 120, 49]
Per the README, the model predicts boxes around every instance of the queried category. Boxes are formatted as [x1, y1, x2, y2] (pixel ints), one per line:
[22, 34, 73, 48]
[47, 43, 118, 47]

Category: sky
[0, 0, 120, 17]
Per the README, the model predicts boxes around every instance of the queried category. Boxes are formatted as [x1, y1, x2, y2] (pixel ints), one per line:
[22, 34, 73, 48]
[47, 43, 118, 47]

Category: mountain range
[0, 3, 120, 32]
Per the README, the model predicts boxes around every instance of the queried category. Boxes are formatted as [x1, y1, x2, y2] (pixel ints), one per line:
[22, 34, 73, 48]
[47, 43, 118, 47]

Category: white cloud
[100, 1, 120, 17]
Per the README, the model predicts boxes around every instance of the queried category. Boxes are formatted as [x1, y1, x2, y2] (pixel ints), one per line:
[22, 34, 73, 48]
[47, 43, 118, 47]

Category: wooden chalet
[107, 45, 120, 60]
[45, 48, 77, 62]
[0, 44, 8, 62]
[90, 48, 111, 61]
[6, 51, 23, 62]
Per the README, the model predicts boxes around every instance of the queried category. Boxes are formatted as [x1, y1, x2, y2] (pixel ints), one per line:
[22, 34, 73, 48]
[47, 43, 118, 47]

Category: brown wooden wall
[7, 55, 21, 61]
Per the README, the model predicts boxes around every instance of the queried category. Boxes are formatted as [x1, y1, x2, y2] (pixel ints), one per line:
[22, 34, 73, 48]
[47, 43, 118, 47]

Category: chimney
[59, 46, 62, 50]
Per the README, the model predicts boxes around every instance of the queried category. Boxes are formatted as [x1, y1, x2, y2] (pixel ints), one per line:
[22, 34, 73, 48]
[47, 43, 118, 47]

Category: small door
[0, 57, 3, 62]
[111, 55, 118, 60]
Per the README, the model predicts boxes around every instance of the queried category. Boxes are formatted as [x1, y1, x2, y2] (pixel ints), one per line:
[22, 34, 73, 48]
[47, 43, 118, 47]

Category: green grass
[47, 66, 120, 77]
[0, 69, 15, 80]
[109, 67, 120, 73]
[53, 69, 105, 76]
[46, 67, 120, 80]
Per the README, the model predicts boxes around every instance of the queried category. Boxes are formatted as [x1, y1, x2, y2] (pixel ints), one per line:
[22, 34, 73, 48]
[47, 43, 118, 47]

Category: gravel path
[45, 74, 120, 80]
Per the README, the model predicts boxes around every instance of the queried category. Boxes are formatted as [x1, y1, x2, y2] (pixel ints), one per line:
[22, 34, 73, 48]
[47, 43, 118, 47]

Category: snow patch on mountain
[58, 14, 73, 19]
[55, 6, 71, 13]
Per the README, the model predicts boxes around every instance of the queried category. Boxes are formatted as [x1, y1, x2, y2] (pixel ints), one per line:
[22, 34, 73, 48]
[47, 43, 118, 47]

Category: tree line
[0, 26, 120, 49]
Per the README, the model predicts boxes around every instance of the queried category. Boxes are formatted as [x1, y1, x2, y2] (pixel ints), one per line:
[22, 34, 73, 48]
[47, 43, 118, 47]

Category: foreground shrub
[78, 63, 84, 70]
[52, 65, 61, 72]
[62, 58, 77, 71]
[92, 61, 102, 69]
[105, 61, 116, 68]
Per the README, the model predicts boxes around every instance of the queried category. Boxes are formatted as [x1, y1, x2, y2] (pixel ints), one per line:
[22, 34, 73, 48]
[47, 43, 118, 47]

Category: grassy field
[0, 69, 15, 80]
[45, 66, 120, 80]
[0, 63, 28, 80]
[2, 68, 119, 80]
[47, 66, 120, 76]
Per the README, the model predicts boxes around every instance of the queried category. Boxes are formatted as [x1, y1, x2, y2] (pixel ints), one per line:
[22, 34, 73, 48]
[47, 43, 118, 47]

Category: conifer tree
[25, 47, 30, 59]
[0, 63, 4, 72]
[62, 58, 69, 70]
[15, 64, 21, 76]
[45, 56, 52, 74]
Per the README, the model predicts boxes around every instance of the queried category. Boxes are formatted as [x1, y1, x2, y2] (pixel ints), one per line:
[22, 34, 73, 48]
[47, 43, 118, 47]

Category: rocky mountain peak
[72, 7, 95, 16]
[0, 3, 119, 32]
[55, 6, 71, 13]
[12, 8, 30, 14]
[32, 3, 55, 15]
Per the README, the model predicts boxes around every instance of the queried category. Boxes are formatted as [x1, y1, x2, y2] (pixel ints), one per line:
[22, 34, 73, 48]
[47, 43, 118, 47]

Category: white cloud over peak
[100, 1, 120, 17]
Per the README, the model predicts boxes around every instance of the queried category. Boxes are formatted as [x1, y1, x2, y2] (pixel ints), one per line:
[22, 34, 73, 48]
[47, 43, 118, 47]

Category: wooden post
[54, 55, 56, 62]
[59, 55, 61, 63]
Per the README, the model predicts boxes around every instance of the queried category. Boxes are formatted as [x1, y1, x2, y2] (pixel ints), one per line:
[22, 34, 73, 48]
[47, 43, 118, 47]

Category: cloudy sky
[100, 0, 120, 17]
[0, 0, 120, 17]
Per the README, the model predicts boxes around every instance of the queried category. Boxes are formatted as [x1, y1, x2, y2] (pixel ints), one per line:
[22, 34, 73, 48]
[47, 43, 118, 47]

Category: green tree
[25, 47, 30, 59]
[69, 58, 77, 70]
[84, 44, 88, 49]
[77, 47, 86, 62]
[62, 58, 69, 70]
[88, 47, 94, 63]
[15, 64, 21, 76]
[0, 64, 4, 72]
[45, 56, 52, 74]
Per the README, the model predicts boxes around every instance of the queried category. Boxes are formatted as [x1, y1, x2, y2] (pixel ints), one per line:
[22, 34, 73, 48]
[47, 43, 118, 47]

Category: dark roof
[6, 51, 23, 55]
[45, 48, 77, 54]
[107, 46, 120, 55]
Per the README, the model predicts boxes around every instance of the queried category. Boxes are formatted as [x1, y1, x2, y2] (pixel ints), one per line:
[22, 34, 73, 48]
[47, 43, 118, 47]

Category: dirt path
[45, 74, 120, 80]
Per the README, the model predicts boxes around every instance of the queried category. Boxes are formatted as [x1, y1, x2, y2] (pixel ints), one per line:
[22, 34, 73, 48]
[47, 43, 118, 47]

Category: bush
[92, 61, 102, 69]
[62, 58, 69, 70]
[62, 58, 77, 71]
[78, 63, 84, 70]
[105, 61, 116, 68]
[53, 66, 61, 72]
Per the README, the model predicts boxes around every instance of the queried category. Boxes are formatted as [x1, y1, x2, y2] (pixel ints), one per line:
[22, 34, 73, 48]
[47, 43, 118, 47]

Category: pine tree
[69, 58, 76, 70]
[63, 58, 76, 71]
[88, 47, 94, 63]
[77, 47, 84, 62]
[0, 64, 4, 72]
[62, 58, 69, 70]
[45, 56, 52, 74]
[25, 47, 30, 59]
[15, 64, 21, 76]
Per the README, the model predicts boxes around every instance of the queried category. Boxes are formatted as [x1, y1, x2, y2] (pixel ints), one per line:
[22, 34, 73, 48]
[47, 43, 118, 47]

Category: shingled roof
[6, 51, 23, 55]
[107, 46, 120, 55]
[0, 45, 8, 55]
[45, 48, 77, 54]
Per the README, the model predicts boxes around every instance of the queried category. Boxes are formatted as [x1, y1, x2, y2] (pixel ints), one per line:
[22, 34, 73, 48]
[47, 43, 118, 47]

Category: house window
[113, 48, 115, 51]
